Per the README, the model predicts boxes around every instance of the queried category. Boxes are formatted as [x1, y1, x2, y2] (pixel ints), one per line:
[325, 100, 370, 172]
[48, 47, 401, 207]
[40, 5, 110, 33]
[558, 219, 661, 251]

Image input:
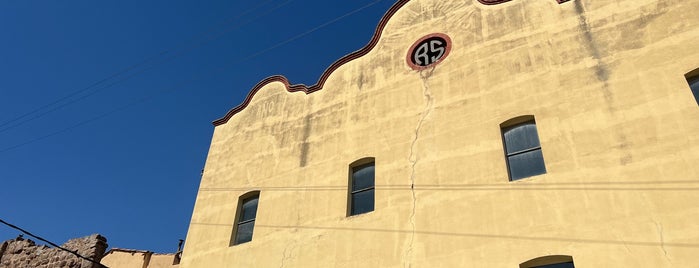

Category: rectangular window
[349, 161, 375, 216]
[232, 193, 259, 245]
[502, 118, 546, 181]
[687, 76, 699, 106]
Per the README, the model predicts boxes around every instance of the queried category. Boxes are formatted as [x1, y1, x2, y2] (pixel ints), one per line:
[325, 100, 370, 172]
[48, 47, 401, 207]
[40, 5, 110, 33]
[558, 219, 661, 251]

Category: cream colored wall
[183, 0, 699, 267]
[101, 251, 179, 268]
[148, 254, 178, 268]
[101, 251, 148, 268]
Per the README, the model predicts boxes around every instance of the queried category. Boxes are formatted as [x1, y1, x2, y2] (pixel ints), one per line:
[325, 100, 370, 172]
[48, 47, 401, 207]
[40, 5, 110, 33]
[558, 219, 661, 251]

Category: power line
[0, 0, 385, 153]
[0, 0, 292, 135]
[0, 218, 108, 268]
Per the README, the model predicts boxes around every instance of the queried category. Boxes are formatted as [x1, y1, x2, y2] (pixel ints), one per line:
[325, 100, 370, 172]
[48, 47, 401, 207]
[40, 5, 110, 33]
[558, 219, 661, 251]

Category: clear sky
[0, 0, 396, 253]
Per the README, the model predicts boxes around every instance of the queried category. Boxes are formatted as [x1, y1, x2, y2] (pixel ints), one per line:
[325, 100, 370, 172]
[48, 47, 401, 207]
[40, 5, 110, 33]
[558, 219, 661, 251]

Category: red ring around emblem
[406, 33, 452, 71]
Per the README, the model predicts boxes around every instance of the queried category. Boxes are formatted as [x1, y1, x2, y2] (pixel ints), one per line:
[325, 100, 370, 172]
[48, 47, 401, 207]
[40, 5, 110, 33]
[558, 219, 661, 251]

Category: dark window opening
[520, 255, 575, 268]
[349, 159, 375, 216]
[502, 117, 546, 181]
[687, 75, 699, 106]
[533, 262, 574, 268]
[231, 192, 259, 245]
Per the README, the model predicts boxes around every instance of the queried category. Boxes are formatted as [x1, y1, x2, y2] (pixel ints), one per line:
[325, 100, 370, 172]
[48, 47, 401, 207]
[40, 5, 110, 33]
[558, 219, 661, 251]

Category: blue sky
[0, 0, 396, 253]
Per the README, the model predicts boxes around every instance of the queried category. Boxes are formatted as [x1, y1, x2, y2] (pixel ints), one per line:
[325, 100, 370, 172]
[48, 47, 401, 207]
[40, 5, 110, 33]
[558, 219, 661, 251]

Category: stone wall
[0, 234, 107, 268]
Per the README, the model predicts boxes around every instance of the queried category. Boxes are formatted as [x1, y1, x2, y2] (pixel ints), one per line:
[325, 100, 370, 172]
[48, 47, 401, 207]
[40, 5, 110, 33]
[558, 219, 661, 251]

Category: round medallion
[406, 33, 452, 70]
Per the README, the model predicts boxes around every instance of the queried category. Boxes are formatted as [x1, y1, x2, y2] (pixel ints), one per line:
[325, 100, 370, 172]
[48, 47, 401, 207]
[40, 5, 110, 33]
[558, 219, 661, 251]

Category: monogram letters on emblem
[413, 40, 445, 66]
[407, 34, 451, 70]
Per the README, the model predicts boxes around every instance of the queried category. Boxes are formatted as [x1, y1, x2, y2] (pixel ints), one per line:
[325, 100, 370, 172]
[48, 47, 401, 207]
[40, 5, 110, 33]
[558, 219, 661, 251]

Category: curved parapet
[212, 0, 411, 126]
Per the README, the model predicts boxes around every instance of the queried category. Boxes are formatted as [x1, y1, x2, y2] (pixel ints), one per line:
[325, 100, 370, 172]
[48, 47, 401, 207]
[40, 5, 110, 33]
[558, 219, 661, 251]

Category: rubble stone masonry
[0, 234, 107, 268]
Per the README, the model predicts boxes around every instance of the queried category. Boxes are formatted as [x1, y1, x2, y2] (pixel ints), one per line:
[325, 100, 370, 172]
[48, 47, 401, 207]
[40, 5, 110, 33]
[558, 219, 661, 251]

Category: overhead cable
[0, 0, 385, 153]
[0, 0, 292, 135]
[0, 218, 108, 268]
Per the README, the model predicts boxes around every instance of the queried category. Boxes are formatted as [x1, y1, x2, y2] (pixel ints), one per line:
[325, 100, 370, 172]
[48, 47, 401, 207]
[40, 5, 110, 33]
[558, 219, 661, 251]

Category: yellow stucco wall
[101, 250, 179, 268]
[182, 0, 699, 267]
[101, 251, 149, 268]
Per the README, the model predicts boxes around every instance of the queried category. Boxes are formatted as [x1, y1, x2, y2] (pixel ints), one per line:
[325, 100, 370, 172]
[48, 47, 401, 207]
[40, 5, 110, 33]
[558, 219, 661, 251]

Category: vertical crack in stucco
[404, 67, 435, 268]
[278, 243, 296, 268]
[655, 222, 672, 264]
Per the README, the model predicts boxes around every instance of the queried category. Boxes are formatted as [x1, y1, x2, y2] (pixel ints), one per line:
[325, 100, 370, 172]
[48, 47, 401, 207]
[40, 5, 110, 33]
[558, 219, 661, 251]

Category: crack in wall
[278, 243, 296, 268]
[655, 222, 672, 264]
[404, 67, 436, 268]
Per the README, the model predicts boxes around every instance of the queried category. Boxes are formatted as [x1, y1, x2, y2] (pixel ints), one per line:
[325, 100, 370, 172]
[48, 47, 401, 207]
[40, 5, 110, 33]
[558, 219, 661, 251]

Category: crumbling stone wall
[0, 234, 107, 268]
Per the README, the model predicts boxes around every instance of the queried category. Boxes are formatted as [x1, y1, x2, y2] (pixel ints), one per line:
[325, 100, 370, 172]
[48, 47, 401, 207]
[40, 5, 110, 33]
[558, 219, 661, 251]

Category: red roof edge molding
[212, 0, 411, 126]
[477, 0, 570, 5]
[477, 0, 513, 4]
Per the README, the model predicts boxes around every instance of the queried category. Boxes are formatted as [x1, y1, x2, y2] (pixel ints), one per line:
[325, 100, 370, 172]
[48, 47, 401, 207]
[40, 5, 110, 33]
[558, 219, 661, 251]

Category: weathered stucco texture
[183, 0, 699, 267]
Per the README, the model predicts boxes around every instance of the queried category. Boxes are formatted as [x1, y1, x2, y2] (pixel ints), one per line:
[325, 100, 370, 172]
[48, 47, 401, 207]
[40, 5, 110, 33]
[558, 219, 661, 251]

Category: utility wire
[0, 218, 108, 268]
[0, 0, 385, 154]
[0, 0, 292, 135]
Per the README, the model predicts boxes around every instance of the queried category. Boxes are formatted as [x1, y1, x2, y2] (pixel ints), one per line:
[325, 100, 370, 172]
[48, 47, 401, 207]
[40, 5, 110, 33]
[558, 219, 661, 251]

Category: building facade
[182, 0, 699, 267]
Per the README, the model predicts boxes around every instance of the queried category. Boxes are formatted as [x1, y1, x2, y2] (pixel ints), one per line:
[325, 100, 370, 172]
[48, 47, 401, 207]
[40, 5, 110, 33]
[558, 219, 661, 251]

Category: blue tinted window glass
[689, 77, 699, 105]
[352, 164, 375, 191]
[508, 149, 546, 180]
[503, 122, 541, 154]
[235, 221, 255, 244]
[240, 197, 258, 222]
[533, 262, 575, 268]
[351, 189, 374, 215]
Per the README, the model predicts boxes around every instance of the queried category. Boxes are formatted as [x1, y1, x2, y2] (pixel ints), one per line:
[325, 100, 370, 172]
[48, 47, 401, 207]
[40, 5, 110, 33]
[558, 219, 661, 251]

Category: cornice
[212, 0, 411, 126]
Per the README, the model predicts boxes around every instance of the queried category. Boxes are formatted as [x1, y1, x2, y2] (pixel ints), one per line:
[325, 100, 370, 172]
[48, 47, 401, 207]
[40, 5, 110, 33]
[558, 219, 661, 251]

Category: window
[686, 75, 699, 106]
[520, 255, 575, 268]
[230, 191, 259, 245]
[348, 158, 375, 216]
[501, 116, 546, 181]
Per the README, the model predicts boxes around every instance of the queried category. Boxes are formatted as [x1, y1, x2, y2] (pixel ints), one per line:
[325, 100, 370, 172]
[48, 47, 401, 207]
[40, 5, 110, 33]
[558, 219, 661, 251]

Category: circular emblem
[406, 33, 452, 70]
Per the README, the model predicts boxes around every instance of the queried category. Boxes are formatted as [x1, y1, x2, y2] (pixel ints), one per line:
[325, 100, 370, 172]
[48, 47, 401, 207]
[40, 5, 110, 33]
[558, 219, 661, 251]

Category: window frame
[500, 115, 547, 181]
[685, 68, 699, 106]
[347, 157, 376, 217]
[230, 191, 260, 246]
[520, 255, 575, 268]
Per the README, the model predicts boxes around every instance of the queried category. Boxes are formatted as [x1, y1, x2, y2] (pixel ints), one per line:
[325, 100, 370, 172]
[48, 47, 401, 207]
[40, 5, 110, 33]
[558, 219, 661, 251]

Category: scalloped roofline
[212, 0, 411, 126]
[212, 0, 520, 126]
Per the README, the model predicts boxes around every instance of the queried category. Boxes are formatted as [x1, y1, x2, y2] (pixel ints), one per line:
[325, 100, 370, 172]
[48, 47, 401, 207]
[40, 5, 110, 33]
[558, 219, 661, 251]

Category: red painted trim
[405, 33, 452, 71]
[477, 0, 570, 5]
[477, 0, 513, 5]
[212, 0, 411, 126]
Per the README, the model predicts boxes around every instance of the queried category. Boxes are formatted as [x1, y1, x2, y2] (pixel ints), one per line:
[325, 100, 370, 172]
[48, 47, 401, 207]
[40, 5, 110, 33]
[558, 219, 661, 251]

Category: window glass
[502, 119, 546, 181]
[351, 189, 375, 215]
[503, 122, 541, 154]
[232, 193, 259, 245]
[689, 76, 699, 105]
[352, 164, 375, 191]
[508, 150, 546, 180]
[349, 160, 375, 216]
[533, 262, 574, 268]
[234, 221, 255, 244]
[240, 197, 258, 222]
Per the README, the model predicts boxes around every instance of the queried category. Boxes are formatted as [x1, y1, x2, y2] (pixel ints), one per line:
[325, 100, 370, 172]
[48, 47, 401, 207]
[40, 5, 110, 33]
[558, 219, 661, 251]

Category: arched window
[230, 191, 260, 246]
[685, 69, 699, 106]
[501, 116, 546, 181]
[520, 255, 575, 268]
[348, 158, 375, 216]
